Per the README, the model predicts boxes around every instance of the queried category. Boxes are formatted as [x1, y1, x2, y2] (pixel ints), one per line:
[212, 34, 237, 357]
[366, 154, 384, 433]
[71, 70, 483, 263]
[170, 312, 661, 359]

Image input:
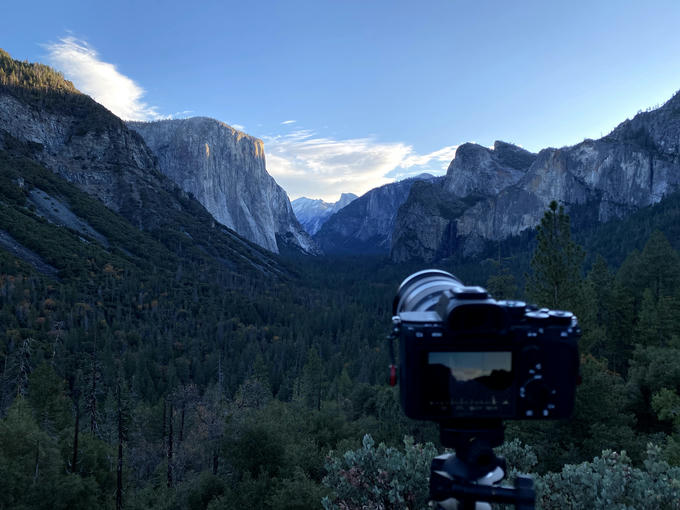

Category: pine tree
[300, 348, 323, 411]
[527, 201, 584, 310]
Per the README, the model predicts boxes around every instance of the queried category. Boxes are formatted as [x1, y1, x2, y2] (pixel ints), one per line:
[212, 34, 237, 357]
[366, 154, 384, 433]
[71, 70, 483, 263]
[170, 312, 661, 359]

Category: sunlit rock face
[391, 92, 680, 262]
[128, 118, 318, 254]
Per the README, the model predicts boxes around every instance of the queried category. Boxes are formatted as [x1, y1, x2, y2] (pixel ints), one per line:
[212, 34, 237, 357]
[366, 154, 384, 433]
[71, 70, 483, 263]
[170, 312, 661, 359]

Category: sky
[4, 0, 680, 201]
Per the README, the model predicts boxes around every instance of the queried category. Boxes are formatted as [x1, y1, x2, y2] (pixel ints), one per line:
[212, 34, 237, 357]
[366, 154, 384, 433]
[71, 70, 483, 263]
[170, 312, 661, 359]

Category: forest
[0, 56, 680, 510]
[1, 120, 680, 507]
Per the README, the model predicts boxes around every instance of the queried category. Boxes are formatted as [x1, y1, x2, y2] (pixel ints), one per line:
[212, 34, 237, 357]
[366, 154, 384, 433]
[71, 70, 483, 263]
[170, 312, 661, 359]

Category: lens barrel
[393, 269, 463, 315]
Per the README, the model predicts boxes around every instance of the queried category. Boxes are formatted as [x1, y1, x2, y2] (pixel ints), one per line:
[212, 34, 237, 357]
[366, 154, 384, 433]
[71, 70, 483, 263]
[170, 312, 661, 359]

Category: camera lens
[393, 269, 463, 315]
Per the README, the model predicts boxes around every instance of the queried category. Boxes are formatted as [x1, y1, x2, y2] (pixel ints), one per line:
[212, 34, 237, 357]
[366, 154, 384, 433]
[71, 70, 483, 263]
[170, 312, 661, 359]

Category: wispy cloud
[263, 129, 458, 201]
[232, 124, 246, 131]
[45, 36, 164, 121]
[281, 119, 296, 125]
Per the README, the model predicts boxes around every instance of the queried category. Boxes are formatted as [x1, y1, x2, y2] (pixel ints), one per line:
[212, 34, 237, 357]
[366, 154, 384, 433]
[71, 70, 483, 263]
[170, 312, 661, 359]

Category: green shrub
[322, 434, 437, 510]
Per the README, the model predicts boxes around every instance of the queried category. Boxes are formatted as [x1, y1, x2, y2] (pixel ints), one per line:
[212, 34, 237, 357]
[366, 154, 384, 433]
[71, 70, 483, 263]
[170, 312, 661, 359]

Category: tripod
[429, 420, 535, 510]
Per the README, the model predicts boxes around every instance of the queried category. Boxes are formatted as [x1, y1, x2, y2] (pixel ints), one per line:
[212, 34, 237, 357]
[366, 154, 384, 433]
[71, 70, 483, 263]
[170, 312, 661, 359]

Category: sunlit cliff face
[127, 117, 318, 254]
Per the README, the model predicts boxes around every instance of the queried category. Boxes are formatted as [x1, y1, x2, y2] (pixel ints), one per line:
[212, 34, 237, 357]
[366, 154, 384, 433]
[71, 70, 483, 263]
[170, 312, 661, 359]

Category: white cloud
[45, 36, 164, 121]
[401, 145, 459, 168]
[231, 124, 246, 131]
[281, 119, 296, 125]
[263, 129, 459, 202]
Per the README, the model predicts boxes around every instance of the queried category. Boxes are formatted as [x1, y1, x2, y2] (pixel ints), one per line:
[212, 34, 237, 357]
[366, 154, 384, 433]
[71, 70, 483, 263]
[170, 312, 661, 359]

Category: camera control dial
[520, 375, 557, 417]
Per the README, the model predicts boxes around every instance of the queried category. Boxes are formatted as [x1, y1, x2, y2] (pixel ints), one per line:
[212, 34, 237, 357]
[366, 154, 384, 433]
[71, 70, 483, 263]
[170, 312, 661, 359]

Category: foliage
[323, 437, 680, 510]
[322, 434, 437, 510]
[537, 446, 680, 509]
[1, 74, 680, 509]
[527, 200, 585, 310]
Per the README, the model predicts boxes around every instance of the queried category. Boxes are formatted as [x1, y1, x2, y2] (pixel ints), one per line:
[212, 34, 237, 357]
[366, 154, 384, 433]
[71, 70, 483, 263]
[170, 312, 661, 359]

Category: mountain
[0, 49, 288, 277]
[128, 118, 318, 254]
[291, 192, 357, 235]
[391, 141, 536, 261]
[314, 174, 437, 255]
[444, 141, 536, 197]
[391, 93, 680, 262]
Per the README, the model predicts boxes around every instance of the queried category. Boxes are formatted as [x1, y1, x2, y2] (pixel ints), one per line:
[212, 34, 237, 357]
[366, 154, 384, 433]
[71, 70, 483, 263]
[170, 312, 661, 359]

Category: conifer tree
[527, 201, 584, 310]
[300, 347, 323, 411]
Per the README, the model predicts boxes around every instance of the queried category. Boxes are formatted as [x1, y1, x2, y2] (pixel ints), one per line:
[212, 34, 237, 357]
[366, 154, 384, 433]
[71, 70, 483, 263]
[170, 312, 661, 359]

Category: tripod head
[429, 420, 535, 510]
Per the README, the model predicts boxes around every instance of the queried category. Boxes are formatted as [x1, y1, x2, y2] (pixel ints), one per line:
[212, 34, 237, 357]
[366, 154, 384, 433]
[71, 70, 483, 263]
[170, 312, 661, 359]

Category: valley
[0, 48, 679, 509]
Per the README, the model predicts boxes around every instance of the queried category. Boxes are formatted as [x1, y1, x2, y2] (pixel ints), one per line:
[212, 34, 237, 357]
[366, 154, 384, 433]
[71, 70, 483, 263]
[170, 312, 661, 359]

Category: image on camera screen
[424, 351, 514, 417]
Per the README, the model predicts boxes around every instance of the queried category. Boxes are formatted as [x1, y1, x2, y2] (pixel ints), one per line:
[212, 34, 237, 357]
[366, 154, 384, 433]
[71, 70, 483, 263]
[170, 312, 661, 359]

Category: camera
[390, 269, 580, 422]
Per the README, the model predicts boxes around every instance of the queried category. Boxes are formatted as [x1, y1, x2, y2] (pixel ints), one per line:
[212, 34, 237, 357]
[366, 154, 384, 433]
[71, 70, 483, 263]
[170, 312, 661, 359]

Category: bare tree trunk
[71, 401, 79, 472]
[179, 402, 185, 443]
[33, 439, 40, 483]
[116, 385, 123, 510]
[89, 348, 98, 434]
[167, 403, 173, 488]
[162, 399, 166, 448]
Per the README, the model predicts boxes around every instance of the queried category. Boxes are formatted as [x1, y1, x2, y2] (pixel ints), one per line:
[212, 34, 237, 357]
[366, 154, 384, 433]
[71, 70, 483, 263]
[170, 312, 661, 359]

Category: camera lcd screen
[424, 351, 514, 417]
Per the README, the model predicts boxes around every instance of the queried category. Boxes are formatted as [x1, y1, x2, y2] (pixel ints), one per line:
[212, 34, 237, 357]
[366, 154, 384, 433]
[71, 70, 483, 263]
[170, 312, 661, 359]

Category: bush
[537, 445, 680, 509]
[325, 437, 680, 510]
[322, 434, 437, 510]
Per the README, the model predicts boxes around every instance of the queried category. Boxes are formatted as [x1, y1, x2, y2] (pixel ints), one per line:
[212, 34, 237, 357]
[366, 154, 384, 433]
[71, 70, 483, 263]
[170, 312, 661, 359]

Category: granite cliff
[0, 49, 287, 276]
[391, 92, 680, 262]
[128, 118, 317, 254]
[314, 174, 435, 255]
[0, 82, 168, 231]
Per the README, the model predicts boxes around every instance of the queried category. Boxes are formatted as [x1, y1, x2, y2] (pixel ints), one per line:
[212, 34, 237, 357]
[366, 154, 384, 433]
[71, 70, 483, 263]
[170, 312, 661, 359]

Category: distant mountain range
[310, 96, 680, 262]
[291, 193, 357, 235]
[2, 47, 680, 266]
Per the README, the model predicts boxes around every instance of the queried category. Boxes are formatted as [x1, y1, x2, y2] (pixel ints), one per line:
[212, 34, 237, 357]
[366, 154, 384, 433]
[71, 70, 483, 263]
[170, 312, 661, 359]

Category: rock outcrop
[0, 92, 171, 230]
[390, 178, 479, 262]
[391, 92, 680, 262]
[314, 175, 435, 255]
[444, 141, 535, 197]
[0, 50, 289, 277]
[292, 193, 357, 235]
[128, 118, 317, 254]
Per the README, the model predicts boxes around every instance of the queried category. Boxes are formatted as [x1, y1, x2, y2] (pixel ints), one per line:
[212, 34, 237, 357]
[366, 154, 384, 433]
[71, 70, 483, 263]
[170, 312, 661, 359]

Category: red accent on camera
[389, 365, 397, 386]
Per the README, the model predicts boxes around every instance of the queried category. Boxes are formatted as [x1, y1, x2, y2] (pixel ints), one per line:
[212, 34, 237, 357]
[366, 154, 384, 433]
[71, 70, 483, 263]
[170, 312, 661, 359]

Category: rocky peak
[314, 175, 435, 255]
[443, 141, 534, 198]
[128, 118, 318, 254]
[392, 90, 680, 262]
[492, 140, 538, 170]
[606, 89, 680, 155]
[331, 193, 359, 214]
[292, 192, 358, 236]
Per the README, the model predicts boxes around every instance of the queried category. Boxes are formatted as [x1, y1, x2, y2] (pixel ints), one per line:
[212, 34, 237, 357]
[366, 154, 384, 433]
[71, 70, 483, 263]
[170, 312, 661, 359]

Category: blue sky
[4, 0, 680, 201]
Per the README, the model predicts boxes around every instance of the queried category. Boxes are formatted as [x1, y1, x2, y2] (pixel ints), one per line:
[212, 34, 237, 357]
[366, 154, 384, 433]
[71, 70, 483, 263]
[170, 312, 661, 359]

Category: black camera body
[392, 270, 580, 422]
